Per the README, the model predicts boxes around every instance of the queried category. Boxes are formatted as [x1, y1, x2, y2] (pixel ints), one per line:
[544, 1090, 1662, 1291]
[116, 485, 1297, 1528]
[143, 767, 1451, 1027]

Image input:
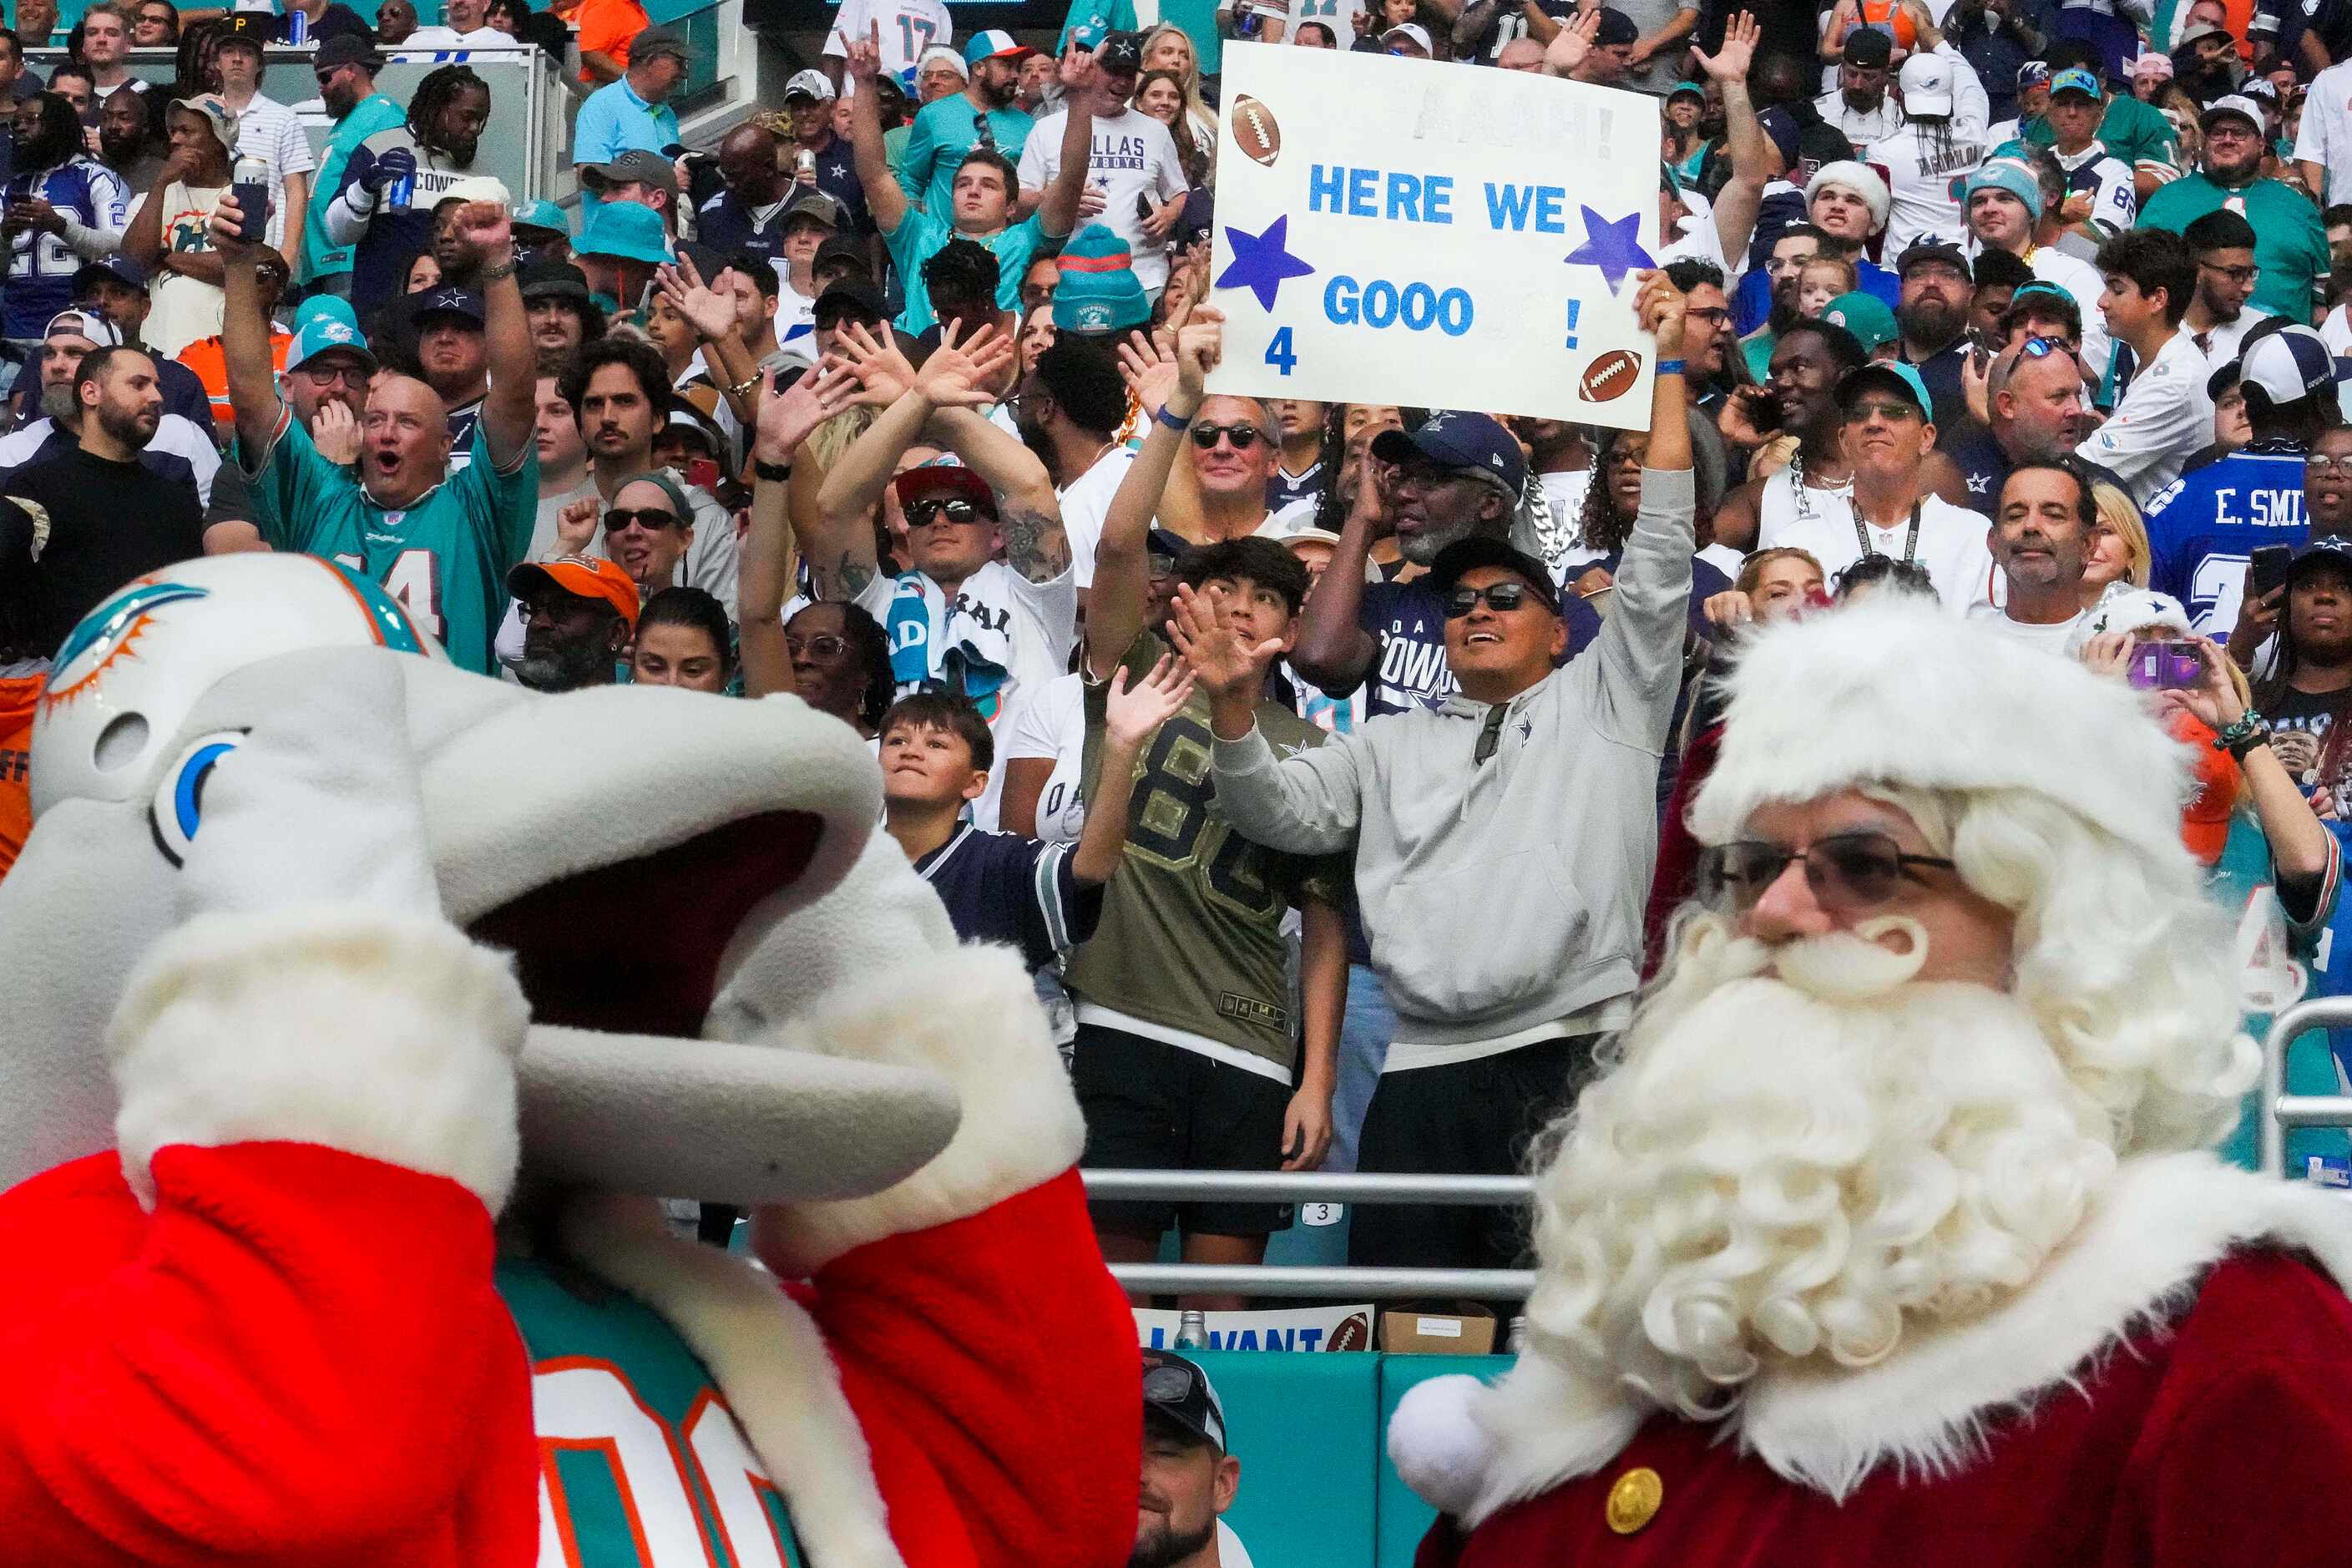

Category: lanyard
[1852, 498, 1923, 564]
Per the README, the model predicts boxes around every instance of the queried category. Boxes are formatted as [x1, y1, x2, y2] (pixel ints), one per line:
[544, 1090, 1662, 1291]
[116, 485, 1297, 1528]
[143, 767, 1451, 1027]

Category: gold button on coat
[1604, 1466, 1662, 1535]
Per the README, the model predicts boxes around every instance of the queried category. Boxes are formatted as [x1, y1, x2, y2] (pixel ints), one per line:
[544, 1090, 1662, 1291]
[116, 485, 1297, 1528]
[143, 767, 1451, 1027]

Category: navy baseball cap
[2289, 536, 2352, 586]
[1429, 536, 1562, 616]
[1141, 1350, 1227, 1452]
[72, 255, 149, 295]
[1371, 411, 1527, 494]
[2212, 321, 2334, 406]
[1895, 237, 1970, 279]
[1594, 6, 1638, 45]
[409, 286, 486, 326]
[1841, 25, 1892, 65]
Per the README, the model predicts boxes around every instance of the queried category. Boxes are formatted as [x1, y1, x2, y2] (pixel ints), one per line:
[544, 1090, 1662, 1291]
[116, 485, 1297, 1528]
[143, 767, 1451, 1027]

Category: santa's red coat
[1399, 1155, 2352, 1568]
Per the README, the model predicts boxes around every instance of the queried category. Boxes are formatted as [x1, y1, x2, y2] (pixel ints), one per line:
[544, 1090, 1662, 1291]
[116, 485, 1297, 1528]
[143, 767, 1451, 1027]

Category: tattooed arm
[927, 404, 1071, 584]
[810, 382, 933, 601]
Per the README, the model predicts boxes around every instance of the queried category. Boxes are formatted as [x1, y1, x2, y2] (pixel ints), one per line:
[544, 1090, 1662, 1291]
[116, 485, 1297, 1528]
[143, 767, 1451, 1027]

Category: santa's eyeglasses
[1698, 831, 1955, 913]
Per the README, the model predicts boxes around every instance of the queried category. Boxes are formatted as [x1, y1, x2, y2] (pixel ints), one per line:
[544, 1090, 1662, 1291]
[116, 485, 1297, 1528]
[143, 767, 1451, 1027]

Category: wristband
[2214, 710, 2270, 758]
[1156, 402, 1196, 433]
[726, 372, 762, 399]
[479, 258, 516, 281]
[753, 458, 791, 483]
[1655, 358, 1686, 376]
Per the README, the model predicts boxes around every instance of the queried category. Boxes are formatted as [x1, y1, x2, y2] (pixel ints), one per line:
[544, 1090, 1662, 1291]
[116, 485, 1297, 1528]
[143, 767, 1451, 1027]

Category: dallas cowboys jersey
[3, 159, 127, 338]
[2145, 440, 2309, 635]
[2052, 140, 2137, 238]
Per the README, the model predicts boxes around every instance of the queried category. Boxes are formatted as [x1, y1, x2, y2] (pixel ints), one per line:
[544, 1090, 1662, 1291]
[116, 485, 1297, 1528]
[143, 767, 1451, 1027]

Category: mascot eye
[149, 731, 245, 867]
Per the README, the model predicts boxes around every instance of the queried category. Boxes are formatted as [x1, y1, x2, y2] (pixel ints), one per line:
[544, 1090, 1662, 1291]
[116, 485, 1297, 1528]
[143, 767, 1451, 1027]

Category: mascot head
[2, 554, 961, 1202]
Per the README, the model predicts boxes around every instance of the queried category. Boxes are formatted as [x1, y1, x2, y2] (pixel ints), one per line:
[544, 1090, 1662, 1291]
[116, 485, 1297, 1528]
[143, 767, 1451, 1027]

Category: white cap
[41, 308, 123, 348]
[784, 68, 836, 102]
[2067, 585, 2193, 654]
[1383, 21, 1433, 50]
[1898, 51, 1954, 115]
[433, 175, 513, 211]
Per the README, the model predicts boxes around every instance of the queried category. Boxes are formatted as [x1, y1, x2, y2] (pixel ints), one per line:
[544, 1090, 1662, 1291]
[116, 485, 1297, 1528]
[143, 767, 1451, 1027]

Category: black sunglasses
[1189, 422, 1263, 450]
[1697, 831, 1955, 913]
[908, 496, 989, 527]
[1444, 582, 1540, 617]
[604, 507, 682, 532]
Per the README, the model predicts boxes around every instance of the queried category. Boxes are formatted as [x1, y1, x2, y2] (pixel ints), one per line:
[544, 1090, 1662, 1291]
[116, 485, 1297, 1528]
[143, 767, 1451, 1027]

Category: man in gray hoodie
[1171, 271, 1697, 1275]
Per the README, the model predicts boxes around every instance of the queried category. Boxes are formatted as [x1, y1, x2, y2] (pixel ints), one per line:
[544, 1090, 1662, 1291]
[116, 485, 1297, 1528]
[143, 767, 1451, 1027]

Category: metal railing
[2259, 996, 2352, 1176]
[1082, 1169, 1539, 1301]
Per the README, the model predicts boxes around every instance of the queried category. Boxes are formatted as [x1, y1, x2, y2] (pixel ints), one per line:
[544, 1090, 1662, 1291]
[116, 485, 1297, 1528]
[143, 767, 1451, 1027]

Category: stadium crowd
[5, 0, 2352, 1459]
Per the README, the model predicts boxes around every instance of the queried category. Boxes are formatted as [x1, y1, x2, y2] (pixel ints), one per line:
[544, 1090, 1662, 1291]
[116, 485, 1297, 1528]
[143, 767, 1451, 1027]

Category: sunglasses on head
[604, 507, 682, 532]
[1189, 422, 1263, 450]
[908, 496, 989, 527]
[1697, 831, 1955, 913]
[1444, 581, 1541, 617]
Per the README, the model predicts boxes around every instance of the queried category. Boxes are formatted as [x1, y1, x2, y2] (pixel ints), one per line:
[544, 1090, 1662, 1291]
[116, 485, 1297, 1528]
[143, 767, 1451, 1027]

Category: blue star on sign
[1563, 207, 1654, 293]
[1216, 215, 1317, 311]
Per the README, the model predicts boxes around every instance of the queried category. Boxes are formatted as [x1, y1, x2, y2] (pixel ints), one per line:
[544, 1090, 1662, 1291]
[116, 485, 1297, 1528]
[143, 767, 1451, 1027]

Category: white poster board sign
[1205, 43, 1662, 429]
[1134, 1303, 1376, 1352]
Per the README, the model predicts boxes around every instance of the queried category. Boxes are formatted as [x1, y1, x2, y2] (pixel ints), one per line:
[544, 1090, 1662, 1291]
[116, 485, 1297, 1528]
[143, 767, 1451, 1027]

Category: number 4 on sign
[1264, 326, 1297, 377]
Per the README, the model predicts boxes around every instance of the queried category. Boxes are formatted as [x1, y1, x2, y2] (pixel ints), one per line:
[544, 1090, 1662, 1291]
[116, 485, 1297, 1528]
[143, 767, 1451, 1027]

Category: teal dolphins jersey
[498, 1259, 807, 1567]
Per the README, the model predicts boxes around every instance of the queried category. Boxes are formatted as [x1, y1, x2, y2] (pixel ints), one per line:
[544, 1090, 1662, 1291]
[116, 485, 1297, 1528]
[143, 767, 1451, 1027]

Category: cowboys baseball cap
[1097, 27, 1146, 73]
[581, 149, 678, 195]
[963, 28, 1034, 63]
[893, 460, 999, 519]
[42, 308, 121, 347]
[1141, 1350, 1228, 1453]
[813, 278, 888, 326]
[2216, 322, 2335, 405]
[1593, 7, 1639, 45]
[1429, 536, 1562, 616]
[1840, 25, 1892, 66]
[1895, 236, 1970, 279]
[1371, 410, 1527, 494]
[71, 255, 149, 295]
[2289, 536, 2352, 587]
[409, 286, 486, 326]
[2201, 94, 2264, 133]
[313, 34, 384, 71]
[284, 313, 377, 375]
[783, 68, 836, 103]
[508, 554, 642, 627]
[1837, 359, 1934, 417]
[2049, 64, 2102, 99]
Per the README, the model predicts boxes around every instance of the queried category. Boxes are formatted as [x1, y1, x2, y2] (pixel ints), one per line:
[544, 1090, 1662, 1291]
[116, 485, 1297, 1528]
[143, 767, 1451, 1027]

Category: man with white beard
[1389, 599, 2352, 1562]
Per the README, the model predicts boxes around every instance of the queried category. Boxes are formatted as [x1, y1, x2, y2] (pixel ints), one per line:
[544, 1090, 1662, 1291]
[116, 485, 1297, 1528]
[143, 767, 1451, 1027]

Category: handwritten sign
[1206, 43, 1661, 429]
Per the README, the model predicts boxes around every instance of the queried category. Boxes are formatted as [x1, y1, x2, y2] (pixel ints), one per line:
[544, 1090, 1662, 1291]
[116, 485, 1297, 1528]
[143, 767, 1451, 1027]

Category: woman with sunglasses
[586, 471, 697, 598]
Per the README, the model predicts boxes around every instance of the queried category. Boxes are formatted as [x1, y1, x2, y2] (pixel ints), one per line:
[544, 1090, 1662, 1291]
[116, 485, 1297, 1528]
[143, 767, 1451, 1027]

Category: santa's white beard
[1524, 917, 2119, 1421]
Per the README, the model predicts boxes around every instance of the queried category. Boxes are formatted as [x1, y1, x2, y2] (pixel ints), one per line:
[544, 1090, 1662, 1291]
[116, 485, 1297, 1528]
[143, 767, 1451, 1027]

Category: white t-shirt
[129, 182, 228, 357]
[1003, 668, 1087, 844]
[1018, 107, 1187, 292]
[1057, 443, 1136, 589]
[853, 558, 1079, 832]
[397, 23, 519, 48]
[1540, 468, 1592, 540]
[1866, 120, 1990, 255]
[2193, 306, 2274, 363]
[2080, 328, 2213, 504]
[2319, 304, 2352, 357]
[825, 0, 953, 80]
[1283, 0, 1368, 47]
[1966, 599, 2084, 652]
[2294, 58, 2352, 206]
[1761, 491, 1996, 612]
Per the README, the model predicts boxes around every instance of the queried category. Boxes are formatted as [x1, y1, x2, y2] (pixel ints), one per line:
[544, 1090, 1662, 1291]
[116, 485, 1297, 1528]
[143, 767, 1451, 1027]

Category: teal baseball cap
[1836, 360, 1935, 419]
[2049, 64, 2102, 99]
[1819, 290, 1899, 354]
[964, 28, 1034, 63]
[292, 292, 362, 334]
[1668, 79, 1706, 101]
[578, 200, 671, 266]
[285, 312, 377, 375]
[515, 199, 570, 240]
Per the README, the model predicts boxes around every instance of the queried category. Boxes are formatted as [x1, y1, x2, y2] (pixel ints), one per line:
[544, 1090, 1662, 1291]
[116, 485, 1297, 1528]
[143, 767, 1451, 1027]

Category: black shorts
[1074, 1021, 1295, 1239]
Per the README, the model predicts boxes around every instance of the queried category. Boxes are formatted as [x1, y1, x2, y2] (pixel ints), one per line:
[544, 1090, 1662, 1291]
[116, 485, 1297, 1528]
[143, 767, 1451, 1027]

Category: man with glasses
[2084, 228, 2213, 504]
[300, 38, 402, 301]
[2181, 208, 2269, 361]
[1761, 361, 1994, 611]
[1188, 271, 1697, 1280]
[2147, 323, 2336, 635]
[508, 553, 637, 691]
[2142, 94, 2330, 327]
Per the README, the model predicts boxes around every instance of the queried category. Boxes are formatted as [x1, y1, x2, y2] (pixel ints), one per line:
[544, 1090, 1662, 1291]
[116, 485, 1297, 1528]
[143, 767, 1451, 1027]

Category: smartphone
[2250, 544, 2294, 599]
[230, 155, 271, 246]
[2125, 639, 2204, 691]
[686, 458, 721, 494]
[1746, 387, 1784, 432]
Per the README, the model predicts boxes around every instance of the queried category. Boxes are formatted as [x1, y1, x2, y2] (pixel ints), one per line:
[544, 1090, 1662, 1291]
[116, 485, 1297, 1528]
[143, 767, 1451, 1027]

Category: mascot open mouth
[469, 811, 825, 1040]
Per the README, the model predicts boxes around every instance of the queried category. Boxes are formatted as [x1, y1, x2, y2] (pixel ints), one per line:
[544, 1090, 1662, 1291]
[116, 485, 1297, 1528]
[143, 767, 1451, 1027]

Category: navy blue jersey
[1352, 576, 1601, 718]
[332, 129, 478, 315]
[2144, 440, 2309, 636]
[913, 822, 1102, 974]
[3, 159, 127, 338]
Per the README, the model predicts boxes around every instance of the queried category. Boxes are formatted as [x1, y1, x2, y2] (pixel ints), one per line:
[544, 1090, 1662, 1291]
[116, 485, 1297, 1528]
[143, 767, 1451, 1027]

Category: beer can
[385, 169, 415, 211]
[796, 149, 814, 176]
[285, 7, 307, 43]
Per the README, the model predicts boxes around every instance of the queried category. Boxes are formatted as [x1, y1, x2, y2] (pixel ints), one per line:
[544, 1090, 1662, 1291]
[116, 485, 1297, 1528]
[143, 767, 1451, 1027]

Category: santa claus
[1392, 598, 2352, 1565]
[0, 554, 1136, 1565]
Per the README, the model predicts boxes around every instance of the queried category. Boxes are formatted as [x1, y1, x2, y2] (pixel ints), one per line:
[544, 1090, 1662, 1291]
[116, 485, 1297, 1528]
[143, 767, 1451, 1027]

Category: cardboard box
[1378, 1302, 1497, 1355]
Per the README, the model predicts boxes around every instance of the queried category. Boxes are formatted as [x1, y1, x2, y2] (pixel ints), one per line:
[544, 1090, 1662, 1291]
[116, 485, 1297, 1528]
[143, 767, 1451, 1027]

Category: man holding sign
[1203, 42, 1667, 428]
[1180, 271, 1696, 1279]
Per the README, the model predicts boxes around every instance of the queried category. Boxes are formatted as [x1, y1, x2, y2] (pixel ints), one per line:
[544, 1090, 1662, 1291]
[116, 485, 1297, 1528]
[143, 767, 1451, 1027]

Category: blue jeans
[1328, 962, 1394, 1173]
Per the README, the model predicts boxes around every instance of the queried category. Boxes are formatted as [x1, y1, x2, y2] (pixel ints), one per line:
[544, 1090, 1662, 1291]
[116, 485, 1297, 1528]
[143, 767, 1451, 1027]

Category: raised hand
[913, 319, 1014, 407]
[846, 20, 882, 81]
[555, 495, 601, 554]
[1103, 654, 1196, 749]
[751, 363, 855, 465]
[1117, 327, 1181, 418]
[442, 199, 515, 276]
[311, 398, 362, 466]
[1691, 9, 1758, 80]
[1060, 38, 1100, 94]
[834, 320, 919, 407]
[1544, 8, 1601, 75]
[1632, 267, 1687, 359]
[1168, 583, 1285, 706]
[1172, 306, 1223, 402]
[2161, 635, 2249, 731]
[655, 254, 737, 343]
